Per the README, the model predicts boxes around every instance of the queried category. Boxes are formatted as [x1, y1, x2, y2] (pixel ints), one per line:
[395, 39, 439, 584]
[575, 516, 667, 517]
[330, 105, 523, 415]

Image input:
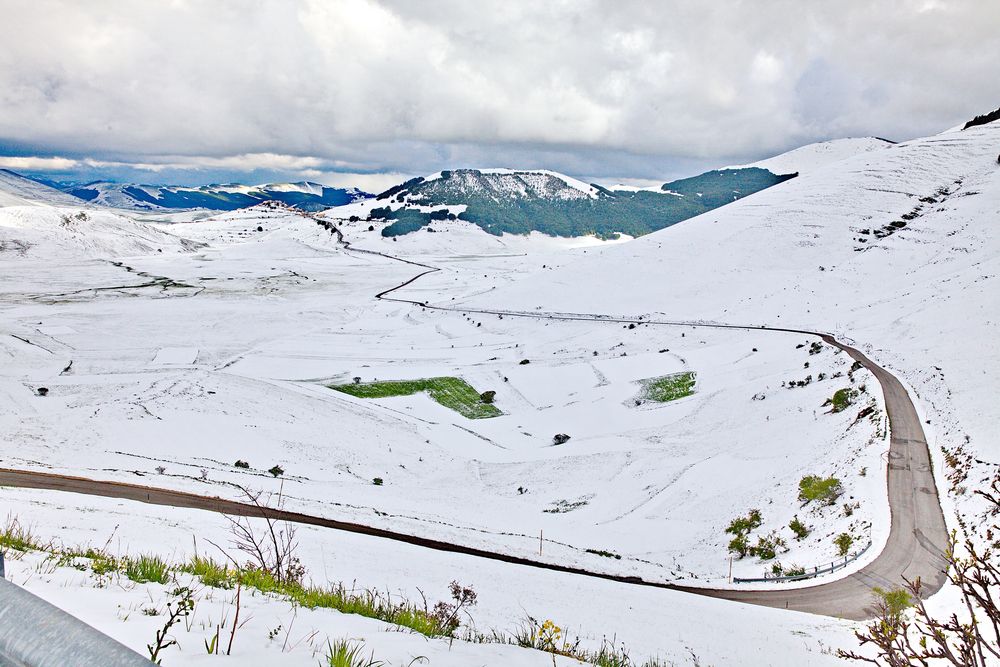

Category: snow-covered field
[1, 121, 995, 664]
[1, 202, 887, 585]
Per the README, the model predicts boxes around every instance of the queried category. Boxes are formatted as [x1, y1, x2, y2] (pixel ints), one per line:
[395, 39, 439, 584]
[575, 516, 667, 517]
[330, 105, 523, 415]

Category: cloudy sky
[2, 0, 999, 190]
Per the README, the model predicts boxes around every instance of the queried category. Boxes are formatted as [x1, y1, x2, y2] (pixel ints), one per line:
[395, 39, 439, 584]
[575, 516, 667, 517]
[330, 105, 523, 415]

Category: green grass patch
[325, 639, 383, 667]
[0, 517, 44, 552]
[636, 371, 696, 403]
[330, 377, 502, 419]
[181, 556, 234, 589]
[124, 554, 171, 584]
[182, 563, 454, 637]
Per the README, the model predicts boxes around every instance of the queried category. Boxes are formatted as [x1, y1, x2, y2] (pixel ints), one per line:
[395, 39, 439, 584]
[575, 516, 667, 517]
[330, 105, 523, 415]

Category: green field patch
[636, 371, 697, 403]
[330, 377, 502, 419]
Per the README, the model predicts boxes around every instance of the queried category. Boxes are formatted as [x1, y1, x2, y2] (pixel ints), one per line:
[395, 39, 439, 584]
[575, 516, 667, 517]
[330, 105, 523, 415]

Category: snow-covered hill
[416, 168, 603, 200]
[0, 169, 90, 207]
[0, 205, 200, 259]
[333, 165, 794, 238]
[458, 120, 1000, 518]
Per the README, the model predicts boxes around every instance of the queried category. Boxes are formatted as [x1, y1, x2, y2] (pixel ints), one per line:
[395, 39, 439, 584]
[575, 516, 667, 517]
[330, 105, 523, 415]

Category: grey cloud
[1, 0, 998, 185]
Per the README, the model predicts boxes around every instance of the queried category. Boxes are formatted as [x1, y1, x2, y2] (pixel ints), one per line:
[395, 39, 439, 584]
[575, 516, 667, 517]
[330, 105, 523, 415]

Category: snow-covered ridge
[727, 137, 894, 175]
[422, 168, 601, 199]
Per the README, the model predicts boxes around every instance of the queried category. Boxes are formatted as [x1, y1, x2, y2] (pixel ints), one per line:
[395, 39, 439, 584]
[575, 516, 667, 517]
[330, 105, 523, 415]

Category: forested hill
[367, 167, 796, 238]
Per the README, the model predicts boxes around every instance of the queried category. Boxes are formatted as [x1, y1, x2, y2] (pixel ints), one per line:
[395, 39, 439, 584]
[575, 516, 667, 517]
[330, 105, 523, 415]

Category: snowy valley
[0, 118, 996, 666]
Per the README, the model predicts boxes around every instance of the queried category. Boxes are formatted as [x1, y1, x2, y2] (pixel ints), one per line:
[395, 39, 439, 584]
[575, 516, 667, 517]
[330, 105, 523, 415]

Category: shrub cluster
[725, 509, 763, 558]
[798, 475, 843, 505]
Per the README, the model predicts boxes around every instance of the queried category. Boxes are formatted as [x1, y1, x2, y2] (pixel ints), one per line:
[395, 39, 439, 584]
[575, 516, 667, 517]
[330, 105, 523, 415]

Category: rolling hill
[361, 167, 796, 238]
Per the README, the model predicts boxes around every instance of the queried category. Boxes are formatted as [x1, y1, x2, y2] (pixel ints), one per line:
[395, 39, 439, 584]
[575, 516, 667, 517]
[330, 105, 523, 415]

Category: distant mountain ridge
[365, 167, 796, 238]
[60, 180, 371, 211]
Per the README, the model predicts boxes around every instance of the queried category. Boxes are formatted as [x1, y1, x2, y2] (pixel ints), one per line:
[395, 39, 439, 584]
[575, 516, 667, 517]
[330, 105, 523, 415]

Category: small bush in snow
[726, 509, 763, 536]
[268, 465, 285, 478]
[372, 477, 383, 486]
[552, 433, 570, 445]
[726, 509, 763, 558]
[749, 531, 786, 561]
[234, 460, 250, 469]
[728, 533, 750, 558]
[835, 532, 854, 557]
[798, 475, 843, 505]
[789, 516, 810, 540]
[480, 390, 496, 404]
[827, 388, 857, 413]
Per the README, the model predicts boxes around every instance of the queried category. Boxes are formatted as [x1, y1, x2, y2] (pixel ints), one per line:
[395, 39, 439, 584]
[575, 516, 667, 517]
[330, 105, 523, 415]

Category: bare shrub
[222, 486, 304, 586]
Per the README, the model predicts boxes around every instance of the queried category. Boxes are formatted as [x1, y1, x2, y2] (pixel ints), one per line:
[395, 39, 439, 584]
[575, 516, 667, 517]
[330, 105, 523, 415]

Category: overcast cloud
[1, 0, 999, 188]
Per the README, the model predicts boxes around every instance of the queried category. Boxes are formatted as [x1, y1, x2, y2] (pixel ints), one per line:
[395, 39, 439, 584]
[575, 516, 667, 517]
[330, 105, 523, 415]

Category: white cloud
[0, 156, 79, 171]
[76, 153, 328, 173]
[751, 51, 783, 85]
[308, 171, 414, 192]
[0, 0, 998, 180]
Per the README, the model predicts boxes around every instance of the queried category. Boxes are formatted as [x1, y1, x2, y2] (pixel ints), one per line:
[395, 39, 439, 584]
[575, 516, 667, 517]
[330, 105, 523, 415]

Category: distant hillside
[0, 169, 89, 207]
[366, 167, 795, 238]
[61, 181, 371, 211]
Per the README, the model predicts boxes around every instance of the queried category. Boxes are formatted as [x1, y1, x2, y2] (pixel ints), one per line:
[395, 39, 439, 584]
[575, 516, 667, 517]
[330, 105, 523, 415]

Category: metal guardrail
[734, 540, 874, 584]
[0, 552, 154, 667]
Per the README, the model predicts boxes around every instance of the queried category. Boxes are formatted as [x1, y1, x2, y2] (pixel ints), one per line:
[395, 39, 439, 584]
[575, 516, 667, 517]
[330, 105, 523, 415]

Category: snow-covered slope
[727, 137, 895, 175]
[0, 205, 199, 259]
[459, 121, 1000, 510]
[0, 169, 90, 207]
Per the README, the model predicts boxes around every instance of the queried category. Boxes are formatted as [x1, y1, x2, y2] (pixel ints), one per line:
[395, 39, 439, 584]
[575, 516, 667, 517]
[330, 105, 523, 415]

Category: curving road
[1, 229, 949, 620]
